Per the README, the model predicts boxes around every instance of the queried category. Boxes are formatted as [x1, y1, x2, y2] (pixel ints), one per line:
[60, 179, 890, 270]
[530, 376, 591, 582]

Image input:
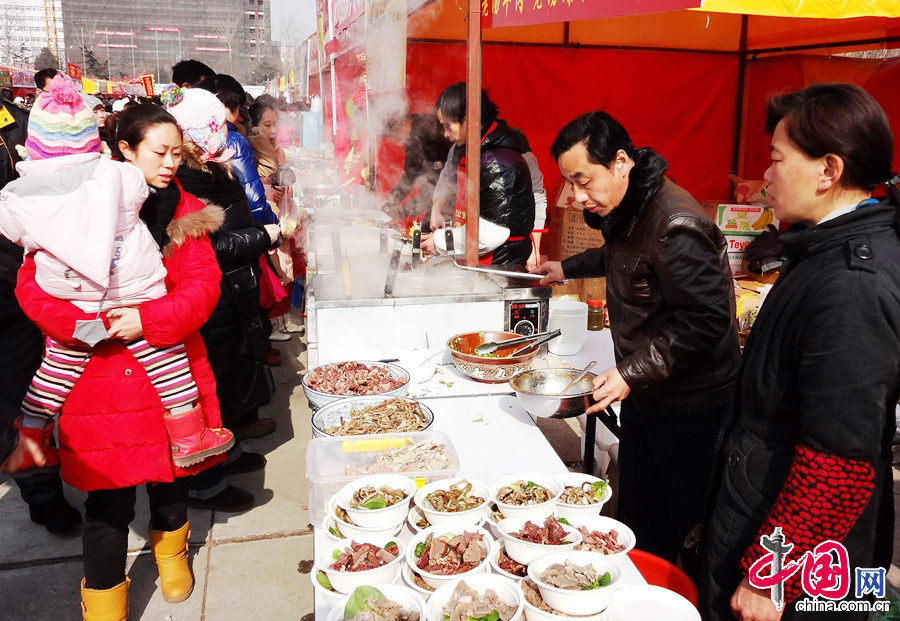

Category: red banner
[139, 74, 155, 97]
[67, 63, 82, 80]
[480, 0, 698, 29]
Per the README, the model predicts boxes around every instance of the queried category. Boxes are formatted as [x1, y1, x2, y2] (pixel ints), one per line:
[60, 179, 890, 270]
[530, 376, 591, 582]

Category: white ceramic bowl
[328, 496, 406, 540]
[553, 473, 612, 521]
[400, 563, 436, 596]
[335, 474, 416, 529]
[302, 361, 410, 410]
[527, 551, 623, 616]
[325, 584, 427, 621]
[318, 536, 404, 595]
[497, 517, 583, 565]
[405, 524, 494, 589]
[427, 574, 525, 621]
[414, 477, 490, 527]
[311, 395, 434, 438]
[490, 543, 528, 582]
[492, 474, 561, 520]
[565, 516, 636, 558]
[519, 579, 607, 621]
[607, 585, 700, 620]
[310, 568, 347, 607]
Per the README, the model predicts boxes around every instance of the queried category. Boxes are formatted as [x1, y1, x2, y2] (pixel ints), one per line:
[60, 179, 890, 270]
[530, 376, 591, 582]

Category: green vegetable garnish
[361, 497, 388, 510]
[583, 572, 612, 590]
[468, 611, 501, 621]
[525, 481, 538, 488]
[415, 542, 426, 557]
[557, 517, 572, 526]
[316, 570, 333, 591]
[344, 586, 386, 618]
[332, 549, 340, 560]
[385, 541, 397, 551]
[328, 524, 344, 538]
[590, 480, 609, 500]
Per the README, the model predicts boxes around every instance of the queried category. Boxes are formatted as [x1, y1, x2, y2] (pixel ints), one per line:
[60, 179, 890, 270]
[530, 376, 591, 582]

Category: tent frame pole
[465, 0, 481, 267]
[731, 15, 749, 176]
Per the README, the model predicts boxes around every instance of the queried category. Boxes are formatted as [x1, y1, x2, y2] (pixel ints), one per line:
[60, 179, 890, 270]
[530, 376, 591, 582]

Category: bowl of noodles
[311, 395, 434, 438]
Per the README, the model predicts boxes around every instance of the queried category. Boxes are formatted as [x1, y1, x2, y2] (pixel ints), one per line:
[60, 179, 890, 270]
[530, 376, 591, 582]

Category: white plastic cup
[548, 301, 588, 355]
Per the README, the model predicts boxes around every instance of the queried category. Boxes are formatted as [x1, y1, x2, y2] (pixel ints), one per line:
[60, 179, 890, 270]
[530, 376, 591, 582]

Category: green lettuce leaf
[344, 586, 385, 618]
[468, 610, 501, 621]
[315, 570, 333, 591]
[590, 480, 608, 500]
[583, 572, 612, 590]
[361, 497, 388, 510]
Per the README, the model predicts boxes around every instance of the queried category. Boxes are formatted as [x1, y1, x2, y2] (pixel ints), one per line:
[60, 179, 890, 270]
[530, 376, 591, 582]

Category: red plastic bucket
[627, 549, 699, 606]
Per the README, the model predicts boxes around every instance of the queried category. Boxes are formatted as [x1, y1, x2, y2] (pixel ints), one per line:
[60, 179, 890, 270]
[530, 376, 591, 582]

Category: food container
[335, 474, 416, 528]
[327, 496, 406, 540]
[520, 579, 607, 621]
[448, 331, 540, 384]
[427, 574, 526, 621]
[491, 473, 561, 520]
[607, 585, 700, 620]
[325, 584, 428, 621]
[302, 361, 410, 410]
[310, 568, 348, 607]
[587, 299, 605, 331]
[553, 473, 613, 520]
[497, 517, 582, 565]
[307, 431, 460, 525]
[405, 524, 494, 589]
[311, 395, 434, 438]
[407, 505, 431, 533]
[318, 536, 404, 595]
[401, 562, 436, 596]
[490, 543, 528, 582]
[547, 301, 588, 356]
[527, 551, 623, 616]
[563, 516, 635, 558]
[510, 369, 597, 419]
[413, 477, 490, 527]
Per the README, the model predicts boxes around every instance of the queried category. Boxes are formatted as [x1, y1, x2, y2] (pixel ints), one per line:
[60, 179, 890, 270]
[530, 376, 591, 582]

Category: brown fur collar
[162, 202, 224, 257]
[181, 140, 234, 179]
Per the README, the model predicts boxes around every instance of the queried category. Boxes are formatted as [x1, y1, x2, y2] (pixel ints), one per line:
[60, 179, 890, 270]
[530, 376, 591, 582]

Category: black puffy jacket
[0, 100, 29, 319]
[562, 149, 740, 413]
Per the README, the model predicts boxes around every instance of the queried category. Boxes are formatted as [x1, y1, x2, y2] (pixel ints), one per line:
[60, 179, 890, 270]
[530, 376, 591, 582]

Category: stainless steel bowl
[510, 368, 597, 419]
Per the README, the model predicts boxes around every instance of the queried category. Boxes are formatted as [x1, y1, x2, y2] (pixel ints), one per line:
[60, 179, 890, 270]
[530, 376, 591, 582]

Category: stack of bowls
[547, 301, 589, 356]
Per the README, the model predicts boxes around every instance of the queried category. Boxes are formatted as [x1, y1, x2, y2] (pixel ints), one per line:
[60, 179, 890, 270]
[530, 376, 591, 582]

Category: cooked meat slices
[440, 581, 517, 621]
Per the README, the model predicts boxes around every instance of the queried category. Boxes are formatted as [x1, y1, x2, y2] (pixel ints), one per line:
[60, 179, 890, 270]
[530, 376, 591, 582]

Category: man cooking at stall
[533, 111, 741, 580]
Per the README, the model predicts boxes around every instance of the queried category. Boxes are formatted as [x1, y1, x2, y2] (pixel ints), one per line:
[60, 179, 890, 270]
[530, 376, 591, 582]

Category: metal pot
[510, 368, 597, 419]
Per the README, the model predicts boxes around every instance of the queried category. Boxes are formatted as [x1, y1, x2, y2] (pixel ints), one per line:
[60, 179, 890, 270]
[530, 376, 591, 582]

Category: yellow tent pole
[698, 0, 900, 19]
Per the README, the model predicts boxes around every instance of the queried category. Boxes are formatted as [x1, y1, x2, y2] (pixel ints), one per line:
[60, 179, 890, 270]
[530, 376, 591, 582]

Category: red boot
[11, 417, 60, 475]
[164, 406, 235, 467]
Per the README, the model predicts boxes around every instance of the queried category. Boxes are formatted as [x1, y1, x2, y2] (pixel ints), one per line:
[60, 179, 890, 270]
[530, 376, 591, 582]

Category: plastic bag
[729, 174, 774, 207]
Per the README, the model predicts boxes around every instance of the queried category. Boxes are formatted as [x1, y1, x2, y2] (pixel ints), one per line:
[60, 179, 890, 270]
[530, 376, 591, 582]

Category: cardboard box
[725, 234, 754, 277]
[544, 182, 605, 261]
[706, 202, 779, 236]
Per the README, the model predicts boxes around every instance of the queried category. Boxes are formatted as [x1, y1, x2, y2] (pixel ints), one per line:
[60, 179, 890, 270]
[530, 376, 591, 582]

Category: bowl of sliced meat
[527, 551, 623, 616]
[428, 575, 525, 621]
[496, 516, 582, 565]
[316, 536, 405, 595]
[405, 524, 494, 589]
[303, 361, 410, 410]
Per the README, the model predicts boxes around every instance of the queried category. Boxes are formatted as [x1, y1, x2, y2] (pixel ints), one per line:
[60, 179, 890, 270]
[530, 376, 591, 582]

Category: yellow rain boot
[81, 577, 129, 621]
[149, 521, 194, 603]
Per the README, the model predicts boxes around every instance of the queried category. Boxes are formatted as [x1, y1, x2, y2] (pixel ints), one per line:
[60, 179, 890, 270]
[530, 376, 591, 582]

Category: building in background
[0, 0, 65, 69]
[60, 0, 277, 83]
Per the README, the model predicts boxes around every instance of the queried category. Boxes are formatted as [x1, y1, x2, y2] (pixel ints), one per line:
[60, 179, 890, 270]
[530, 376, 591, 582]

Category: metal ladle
[555, 360, 598, 396]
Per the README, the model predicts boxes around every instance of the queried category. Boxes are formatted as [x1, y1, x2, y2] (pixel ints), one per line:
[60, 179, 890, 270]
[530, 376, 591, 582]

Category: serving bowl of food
[414, 477, 490, 527]
[448, 332, 540, 384]
[553, 473, 613, 520]
[490, 542, 529, 581]
[527, 551, 622, 616]
[510, 369, 598, 419]
[317, 536, 404, 595]
[325, 584, 427, 621]
[405, 524, 494, 589]
[497, 516, 582, 565]
[519, 578, 607, 621]
[491, 474, 561, 520]
[566, 516, 635, 558]
[312, 396, 433, 438]
[302, 361, 410, 410]
[328, 496, 406, 540]
[427, 575, 525, 621]
[335, 474, 416, 529]
[401, 562, 436, 596]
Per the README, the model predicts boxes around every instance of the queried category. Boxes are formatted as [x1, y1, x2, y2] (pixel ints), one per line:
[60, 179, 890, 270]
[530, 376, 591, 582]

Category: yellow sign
[289, 71, 295, 87]
[341, 437, 411, 452]
[279, 76, 286, 91]
[81, 77, 99, 94]
[0, 105, 15, 130]
[107, 82, 113, 94]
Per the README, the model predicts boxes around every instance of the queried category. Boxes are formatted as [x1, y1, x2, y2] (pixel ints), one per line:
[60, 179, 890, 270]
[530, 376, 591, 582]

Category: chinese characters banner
[67, 63, 82, 80]
[480, 0, 699, 28]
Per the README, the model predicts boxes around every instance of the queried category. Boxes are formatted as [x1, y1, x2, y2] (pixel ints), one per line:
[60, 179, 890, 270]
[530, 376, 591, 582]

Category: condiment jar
[587, 299, 605, 331]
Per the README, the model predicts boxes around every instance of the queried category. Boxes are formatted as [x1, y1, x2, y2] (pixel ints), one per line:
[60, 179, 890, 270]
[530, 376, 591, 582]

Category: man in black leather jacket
[535, 111, 740, 578]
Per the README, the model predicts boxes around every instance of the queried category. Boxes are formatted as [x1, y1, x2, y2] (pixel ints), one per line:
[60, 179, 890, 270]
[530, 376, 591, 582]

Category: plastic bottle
[587, 299, 605, 331]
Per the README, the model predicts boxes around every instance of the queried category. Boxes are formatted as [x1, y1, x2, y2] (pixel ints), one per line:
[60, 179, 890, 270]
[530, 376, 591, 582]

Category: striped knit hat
[25, 74, 102, 160]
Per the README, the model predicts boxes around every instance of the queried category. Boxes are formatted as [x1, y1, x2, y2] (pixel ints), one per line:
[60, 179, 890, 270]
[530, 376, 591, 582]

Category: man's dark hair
[196, 74, 246, 112]
[766, 83, 894, 193]
[434, 82, 499, 131]
[0, 88, 12, 101]
[550, 111, 635, 166]
[171, 60, 215, 87]
[34, 68, 59, 90]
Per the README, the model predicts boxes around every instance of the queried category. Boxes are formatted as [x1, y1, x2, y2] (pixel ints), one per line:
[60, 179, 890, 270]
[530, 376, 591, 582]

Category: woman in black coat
[702, 84, 900, 621]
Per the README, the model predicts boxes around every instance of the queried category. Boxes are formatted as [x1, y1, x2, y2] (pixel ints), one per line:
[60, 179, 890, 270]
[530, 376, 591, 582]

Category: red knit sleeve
[739, 444, 875, 603]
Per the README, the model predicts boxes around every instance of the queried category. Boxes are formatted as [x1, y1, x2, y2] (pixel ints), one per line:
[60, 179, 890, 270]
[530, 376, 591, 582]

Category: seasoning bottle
[587, 299, 605, 331]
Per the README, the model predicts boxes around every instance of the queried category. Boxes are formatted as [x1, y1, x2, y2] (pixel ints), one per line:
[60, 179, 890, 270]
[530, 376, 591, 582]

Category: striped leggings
[21, 338, 199, 426]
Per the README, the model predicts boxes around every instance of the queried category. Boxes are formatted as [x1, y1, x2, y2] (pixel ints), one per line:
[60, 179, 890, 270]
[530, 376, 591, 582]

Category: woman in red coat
[15, 104, 225, 620]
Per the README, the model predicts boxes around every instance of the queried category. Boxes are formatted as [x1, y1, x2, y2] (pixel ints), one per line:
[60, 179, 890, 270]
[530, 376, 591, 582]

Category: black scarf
[140, 183, 181, 250]
[582, 147, 669, 242]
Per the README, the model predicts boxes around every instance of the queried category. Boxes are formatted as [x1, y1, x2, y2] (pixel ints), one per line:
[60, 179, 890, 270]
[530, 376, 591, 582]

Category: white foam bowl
[484, 504, 506, 539]
[519, 580, 607, 621]
[405, 524, 494, 589]
[490, 543, 527, 582]
[491, 473, 561, 520]
[607, 585, 700, 620]
[527, 551, 623, 616]
[553, 473, 613, 521]
[400, 563, 436, 597]
[325, 584, 427, 621]
[427, 574, 526, 621]
[310, 568, 348, 607]
[564, 515, 636, 558]
[414, 477, 490, 527]
[335, 474, 416, 528]
[327, 496, 405, 540]
[318, 536, 404, 595]
[497, 517, 583, 565]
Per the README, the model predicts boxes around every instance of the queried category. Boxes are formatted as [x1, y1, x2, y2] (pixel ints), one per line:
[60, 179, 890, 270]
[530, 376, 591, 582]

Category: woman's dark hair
[766, 83, 894, 196]
[434, 82, 499, 131]
[196, 74, 246, 113]
[249, 100, 277, 129]
[550, 111, 635, 166]
[107, 103, 182, 161]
